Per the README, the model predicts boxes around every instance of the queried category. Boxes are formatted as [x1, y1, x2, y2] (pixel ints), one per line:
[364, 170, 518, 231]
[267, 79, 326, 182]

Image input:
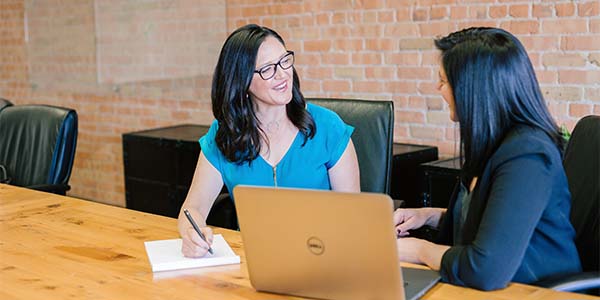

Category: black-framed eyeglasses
[254, 51, 295, 80]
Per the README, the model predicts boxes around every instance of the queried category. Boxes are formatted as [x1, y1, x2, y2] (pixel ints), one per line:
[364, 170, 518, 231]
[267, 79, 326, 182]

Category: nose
[273, 64, 289, 80]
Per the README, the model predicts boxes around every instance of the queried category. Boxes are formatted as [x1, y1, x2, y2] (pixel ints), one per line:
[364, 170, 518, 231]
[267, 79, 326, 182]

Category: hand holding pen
[183, 209, 213, 256]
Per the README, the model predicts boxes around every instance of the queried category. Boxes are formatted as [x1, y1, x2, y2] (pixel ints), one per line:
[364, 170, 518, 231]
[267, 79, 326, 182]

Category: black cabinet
[418, 157, 462, 208]
[390, 143, 438, 207]
[123, 124, 209, 218]
[123, 124, 237, 229]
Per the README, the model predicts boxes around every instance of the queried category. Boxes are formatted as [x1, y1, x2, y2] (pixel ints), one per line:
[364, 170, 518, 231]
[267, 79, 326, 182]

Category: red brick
[430, 7, 447, 20]
[365, 67, 395, 79]
[385, 81, 418, 94]
[397, 110, 425, 123]
[385, 53, 420, 65]
[590, 53, 600, 68]
[468, 6, 487, 19]
[489, 5, 508, 18]
[409, 96, 427, 110]
[542, 53, 586, 68]
[365, 38, 397, 51]
[500, 20, 539, 34]
[304, 40, 332, 52]
[509, 4, 530, 18]
[532, 4, 553, 18]
[578, 1, 599, 17]
[377, 11, 395, 23]
[584, 87, 600, 102]
[450, 6, 468, 19]
[398, 38, 434, 50]
[555, 3, 575, 16]
[558, 70, 600, 85]
[333, 39, 363, 51]
[353, 81, 385, 93]
[541, 19, 587, 34]
[323, 80, 350, 93]
[419, 22, 454, 36]
[562, 36, 600, 51]
[542, 87, 583, 102]
[384, 23, 419, 37]
[569, 103, 592, 117]
[410, 126, 445, 140]
[352, 53, 382, 65]
[397, 67, 432, 80]
[322, 53, 350, 65]
[592, 20, 600, 33]
[413, 8, 428, 21]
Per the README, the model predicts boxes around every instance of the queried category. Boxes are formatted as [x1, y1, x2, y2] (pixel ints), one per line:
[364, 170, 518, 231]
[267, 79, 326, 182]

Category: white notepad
[144, 234, 240, 272]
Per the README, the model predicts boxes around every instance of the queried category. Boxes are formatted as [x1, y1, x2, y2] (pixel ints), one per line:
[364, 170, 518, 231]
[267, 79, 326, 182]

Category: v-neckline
[258, 130, 301, 168]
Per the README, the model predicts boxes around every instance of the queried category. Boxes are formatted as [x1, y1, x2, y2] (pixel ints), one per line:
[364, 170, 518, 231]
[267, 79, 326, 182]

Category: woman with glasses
[393, 27, 581, 290]
[178, 24, 360, 257]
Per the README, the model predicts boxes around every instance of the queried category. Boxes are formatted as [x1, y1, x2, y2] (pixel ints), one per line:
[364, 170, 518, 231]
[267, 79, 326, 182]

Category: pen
[183, 209, 213, 254]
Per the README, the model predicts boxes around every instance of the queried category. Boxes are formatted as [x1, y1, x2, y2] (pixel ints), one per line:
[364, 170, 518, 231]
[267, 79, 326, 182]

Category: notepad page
[144, 234, 240, 272]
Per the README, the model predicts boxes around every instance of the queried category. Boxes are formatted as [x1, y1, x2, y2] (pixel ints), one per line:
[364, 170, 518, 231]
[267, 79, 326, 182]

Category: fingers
[396, 219, 416, 236]
[201, 227, 214, 244]
[181, 227, 213, 258]
[393, 208, 408, 225]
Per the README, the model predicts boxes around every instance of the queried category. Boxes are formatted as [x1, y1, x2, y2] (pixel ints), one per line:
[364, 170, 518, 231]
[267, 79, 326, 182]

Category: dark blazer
[438, 125, 582, 290]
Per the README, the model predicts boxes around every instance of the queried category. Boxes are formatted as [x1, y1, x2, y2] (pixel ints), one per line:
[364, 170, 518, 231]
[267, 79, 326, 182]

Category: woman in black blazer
[393, 27, 581, 290]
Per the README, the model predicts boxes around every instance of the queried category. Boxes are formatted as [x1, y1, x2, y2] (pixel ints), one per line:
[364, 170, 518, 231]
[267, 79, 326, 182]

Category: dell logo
[306, 237, 325, 255]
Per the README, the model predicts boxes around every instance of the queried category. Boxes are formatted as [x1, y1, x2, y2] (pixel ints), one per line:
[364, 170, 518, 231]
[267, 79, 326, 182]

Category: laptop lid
[234, 186, 438, 300]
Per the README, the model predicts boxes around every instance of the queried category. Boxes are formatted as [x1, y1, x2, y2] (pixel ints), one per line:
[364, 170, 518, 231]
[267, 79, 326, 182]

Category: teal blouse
[200, 103, 354, 196]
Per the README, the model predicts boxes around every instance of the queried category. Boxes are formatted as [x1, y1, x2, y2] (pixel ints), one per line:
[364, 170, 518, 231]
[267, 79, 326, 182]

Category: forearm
[418, 240, 450, 271]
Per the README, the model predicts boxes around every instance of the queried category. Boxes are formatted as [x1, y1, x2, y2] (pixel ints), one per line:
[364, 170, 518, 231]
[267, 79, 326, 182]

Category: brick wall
[1, 0, 599, 206]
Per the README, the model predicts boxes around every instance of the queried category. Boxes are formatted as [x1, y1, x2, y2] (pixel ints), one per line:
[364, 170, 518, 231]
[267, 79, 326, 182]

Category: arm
[440, 153, 555, 290]
[177, 151, 224, 257]
[328, 139, 360, 192]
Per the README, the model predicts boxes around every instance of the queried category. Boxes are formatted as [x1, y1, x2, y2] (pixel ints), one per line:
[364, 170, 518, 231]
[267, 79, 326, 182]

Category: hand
[181, 226, 214, 258]
[393, 207, 444, 237]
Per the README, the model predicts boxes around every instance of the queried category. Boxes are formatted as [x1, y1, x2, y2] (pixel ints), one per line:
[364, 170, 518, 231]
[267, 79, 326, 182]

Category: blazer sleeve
[439, 151, 556, 290]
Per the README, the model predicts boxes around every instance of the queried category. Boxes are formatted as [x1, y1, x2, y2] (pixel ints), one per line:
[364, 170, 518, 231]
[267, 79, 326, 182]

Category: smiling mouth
[273, 81, 288, 92]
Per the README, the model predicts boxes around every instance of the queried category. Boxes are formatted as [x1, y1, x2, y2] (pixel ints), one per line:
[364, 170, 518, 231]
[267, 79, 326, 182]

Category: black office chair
[0, 104, 78, 195]
[0, 98, 13, 111]
[538, 115, 600, 294]
[308, 98, 394, 194]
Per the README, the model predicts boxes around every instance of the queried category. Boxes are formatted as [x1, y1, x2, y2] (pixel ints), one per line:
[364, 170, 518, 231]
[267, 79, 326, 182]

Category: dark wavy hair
[211, 24, 315, 164]
[435, 27, 564, 181]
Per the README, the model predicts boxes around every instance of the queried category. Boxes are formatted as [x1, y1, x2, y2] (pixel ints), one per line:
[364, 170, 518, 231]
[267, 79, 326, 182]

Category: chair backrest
[0, 98, 13, 112]
[0, 104, 78, 188]
[563, 115, 600, 272]
[308, 98, 394, 194]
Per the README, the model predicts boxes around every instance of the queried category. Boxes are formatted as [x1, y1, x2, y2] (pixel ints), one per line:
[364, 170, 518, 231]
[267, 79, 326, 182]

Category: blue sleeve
[322, 111, 354, 169]
[440, 152, 555, 290]
[199, 120, 223, 172]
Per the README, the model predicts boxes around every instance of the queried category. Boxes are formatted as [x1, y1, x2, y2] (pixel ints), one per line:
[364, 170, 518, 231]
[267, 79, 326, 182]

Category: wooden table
[1, 184, 596, 300]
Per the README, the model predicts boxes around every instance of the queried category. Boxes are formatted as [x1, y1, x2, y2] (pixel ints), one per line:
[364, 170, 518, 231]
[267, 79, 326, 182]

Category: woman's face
[248, 36, 294, 112]
[437, 65, 457, 122]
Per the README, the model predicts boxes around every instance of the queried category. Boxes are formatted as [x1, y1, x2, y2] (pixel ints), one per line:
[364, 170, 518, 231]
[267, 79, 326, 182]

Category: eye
[260, 65, 274, 76]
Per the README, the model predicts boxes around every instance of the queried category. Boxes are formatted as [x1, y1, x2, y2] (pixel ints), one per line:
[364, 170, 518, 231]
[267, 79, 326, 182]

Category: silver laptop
[233, 186, 440, 300]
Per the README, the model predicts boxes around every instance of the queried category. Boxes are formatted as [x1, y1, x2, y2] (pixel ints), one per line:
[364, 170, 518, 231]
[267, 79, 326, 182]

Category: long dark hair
[211, 24, 315, 164]
[435, 27, 564, 181]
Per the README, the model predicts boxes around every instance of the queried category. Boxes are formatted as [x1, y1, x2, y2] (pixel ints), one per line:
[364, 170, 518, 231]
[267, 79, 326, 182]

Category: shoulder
[306, 103, 345, 126]
[490, 125, 562, 168]
[199, 120, 220, 152]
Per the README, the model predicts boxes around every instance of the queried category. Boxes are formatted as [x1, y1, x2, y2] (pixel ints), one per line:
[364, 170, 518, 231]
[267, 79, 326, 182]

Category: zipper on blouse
[272, 165, 278, 187]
